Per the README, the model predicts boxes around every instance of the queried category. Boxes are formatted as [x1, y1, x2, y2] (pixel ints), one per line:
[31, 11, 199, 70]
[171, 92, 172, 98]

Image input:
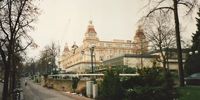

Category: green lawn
[178, 86, 200, 100]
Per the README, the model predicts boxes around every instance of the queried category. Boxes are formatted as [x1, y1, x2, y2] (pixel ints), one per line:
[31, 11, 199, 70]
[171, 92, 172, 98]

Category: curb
[61, 92, 94, 100]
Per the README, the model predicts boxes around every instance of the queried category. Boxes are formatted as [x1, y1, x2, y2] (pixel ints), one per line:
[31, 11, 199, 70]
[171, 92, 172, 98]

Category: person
[25, 79, 27, 86]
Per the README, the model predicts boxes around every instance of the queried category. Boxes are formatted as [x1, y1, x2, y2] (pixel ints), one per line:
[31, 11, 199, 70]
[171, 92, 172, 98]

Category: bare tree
[144, 0, 199, 87]
[0, 0, 39, 99]
[43, 42, 60, 74]
[35, 42, 60, 75]
[143, 11, 176, 70]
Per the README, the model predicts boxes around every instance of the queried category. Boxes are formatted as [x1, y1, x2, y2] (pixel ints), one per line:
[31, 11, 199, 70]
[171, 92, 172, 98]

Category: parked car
[184, 73, 200, 85]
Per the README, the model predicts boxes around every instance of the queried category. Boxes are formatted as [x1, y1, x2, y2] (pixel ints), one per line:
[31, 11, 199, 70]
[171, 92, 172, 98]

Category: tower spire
[89, 20, 93, 25]
[63, 43, 69, 52]
[135, 25, 145, 38]
[86, 20, 96, 33]
[83, 20, 99, 46]
[133, 25, 148, 53]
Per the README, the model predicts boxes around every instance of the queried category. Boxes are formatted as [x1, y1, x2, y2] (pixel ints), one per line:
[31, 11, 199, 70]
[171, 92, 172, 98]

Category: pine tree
[185, 8, 200, 75]
[191, 8, 200, 52]
[99, 69, 124, 100]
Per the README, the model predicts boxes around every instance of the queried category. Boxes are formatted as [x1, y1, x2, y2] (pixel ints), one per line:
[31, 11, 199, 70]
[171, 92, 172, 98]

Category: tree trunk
[2, 64, 10, 100]
[158, 27, 167, 71]
[166, 48, 170, 70]
[159, 46, 168, 72]
[173, 0, 184, 87]
[0, 50, 9, 100]
[11, 65, 16, 100]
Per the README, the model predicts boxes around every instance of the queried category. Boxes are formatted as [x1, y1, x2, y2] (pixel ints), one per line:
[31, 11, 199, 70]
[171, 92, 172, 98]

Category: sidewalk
[61, 92, 93, 100]
[0, 83, 3, 100]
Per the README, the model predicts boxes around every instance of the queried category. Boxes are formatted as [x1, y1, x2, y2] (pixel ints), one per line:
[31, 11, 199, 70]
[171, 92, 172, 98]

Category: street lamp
[81, 44, 96, 73]
[89, 44, 95, 73]
[48, 62, 52, 74]
[189, 50, 199, 55]
[189, 51, 193, 55]
[195, 50, 198, 54]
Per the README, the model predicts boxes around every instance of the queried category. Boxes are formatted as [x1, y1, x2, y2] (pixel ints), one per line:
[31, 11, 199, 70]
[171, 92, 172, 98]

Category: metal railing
[48, 73, 139, 80]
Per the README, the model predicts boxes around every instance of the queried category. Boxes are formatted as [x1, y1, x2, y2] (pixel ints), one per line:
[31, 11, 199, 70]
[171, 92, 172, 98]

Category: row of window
[98, 42, 134, 48]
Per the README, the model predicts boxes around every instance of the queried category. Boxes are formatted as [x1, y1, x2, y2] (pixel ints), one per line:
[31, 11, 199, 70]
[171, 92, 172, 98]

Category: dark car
[184, 73, 200, 85]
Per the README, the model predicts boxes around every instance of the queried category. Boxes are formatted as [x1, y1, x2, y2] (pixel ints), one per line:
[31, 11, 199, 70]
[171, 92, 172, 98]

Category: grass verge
[178, 86, 200, 100]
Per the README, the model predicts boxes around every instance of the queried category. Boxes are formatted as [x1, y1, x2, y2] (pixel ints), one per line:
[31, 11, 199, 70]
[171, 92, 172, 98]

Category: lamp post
[189, 51, 193, 55]
[56, 68, 61, 73]
[189, 50, 199, 56]
[89, 44, 95, 73]
[195, 50, 198, 54]
[188, 50, 199, 75]
[48, 62, 52, 74]
[80, 44, 96, 73]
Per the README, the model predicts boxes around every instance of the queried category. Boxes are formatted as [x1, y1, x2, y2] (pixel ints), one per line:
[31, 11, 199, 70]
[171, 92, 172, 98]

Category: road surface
[22, 79, 75, 100]
[0, 82, 2, 100]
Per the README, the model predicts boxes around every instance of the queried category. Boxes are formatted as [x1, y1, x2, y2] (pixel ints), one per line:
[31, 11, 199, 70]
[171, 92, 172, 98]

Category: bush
[122, 67, 178, 100]
[98, 67, 177, 100]
[113, 65, 137, 74]
[98, 69, 124, 100]
[72, 77, 80, 93]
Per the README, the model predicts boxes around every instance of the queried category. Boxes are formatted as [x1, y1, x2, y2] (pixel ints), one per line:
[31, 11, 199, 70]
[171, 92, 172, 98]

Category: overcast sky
[28, 0, 198, 58]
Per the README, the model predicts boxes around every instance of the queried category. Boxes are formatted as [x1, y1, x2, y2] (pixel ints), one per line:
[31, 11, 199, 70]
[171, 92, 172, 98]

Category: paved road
[22, 79, 75, 100]
[0, 83, 3, 100]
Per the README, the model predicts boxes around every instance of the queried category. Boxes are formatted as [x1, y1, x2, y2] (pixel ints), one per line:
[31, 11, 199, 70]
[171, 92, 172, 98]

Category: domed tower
[63, 43, 70, 52]
[133, 26, 148, 54]
[83, 20, 99, 48]
[62, 43, 70, 57]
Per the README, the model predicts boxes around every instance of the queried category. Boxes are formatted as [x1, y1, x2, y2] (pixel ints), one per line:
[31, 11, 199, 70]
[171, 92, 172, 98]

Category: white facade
[59, 21, 148, 73]
[103, 54, 160, 68]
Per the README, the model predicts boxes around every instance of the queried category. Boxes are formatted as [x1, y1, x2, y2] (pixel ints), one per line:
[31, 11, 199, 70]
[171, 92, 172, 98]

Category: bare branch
[0, 46, 7, 66]
[178, 2, 191, 8]
[14, 40, 32, 53]
[0, 20, 10, 40]
[147, 7, 174, 17]
[178, 0, 199, 15]
[15, 19, 34, 34]
[12, 0, 27, 33]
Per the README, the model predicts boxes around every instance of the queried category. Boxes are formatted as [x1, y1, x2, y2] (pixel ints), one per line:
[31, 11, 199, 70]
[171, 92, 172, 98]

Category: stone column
[86, 81, 94, 97]
[93, 84, 98, 98]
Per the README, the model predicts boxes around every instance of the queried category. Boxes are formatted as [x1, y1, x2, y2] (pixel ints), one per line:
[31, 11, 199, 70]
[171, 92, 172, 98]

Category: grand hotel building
[59, 21, 148, 73]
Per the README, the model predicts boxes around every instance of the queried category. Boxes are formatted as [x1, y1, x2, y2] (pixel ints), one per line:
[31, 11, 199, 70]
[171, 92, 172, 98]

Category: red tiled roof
[86, 27, 96, 33]
[86, 21, 96, 33]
